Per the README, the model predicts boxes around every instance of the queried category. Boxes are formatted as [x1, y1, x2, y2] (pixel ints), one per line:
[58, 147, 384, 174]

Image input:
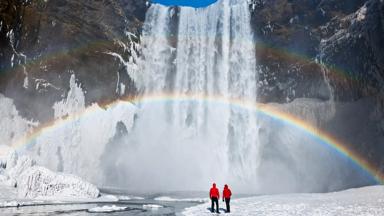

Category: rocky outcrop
[1, 0, 382, 115]
[320, 0, 384, 101]
[250, 0, 373, 102]
[317, 1, 384, 173]
[248, 0, 384, 182]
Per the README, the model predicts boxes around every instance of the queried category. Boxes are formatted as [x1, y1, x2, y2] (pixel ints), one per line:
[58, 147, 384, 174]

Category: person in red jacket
[222, 184, 232, 213]
[209, 183, 220, 213]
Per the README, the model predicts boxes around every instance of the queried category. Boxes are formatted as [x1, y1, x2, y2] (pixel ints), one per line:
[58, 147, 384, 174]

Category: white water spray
[123, 0, 259, 191]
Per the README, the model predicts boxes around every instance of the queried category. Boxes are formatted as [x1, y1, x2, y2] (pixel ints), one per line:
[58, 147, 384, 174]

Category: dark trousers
[211, 197, 219, 213]
[225, 198, 230, 212]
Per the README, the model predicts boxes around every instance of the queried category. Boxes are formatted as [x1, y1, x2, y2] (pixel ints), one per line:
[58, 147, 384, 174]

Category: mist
[97, 98, 375, 194]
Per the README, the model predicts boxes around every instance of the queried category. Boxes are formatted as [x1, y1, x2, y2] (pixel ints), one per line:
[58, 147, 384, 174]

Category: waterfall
[0, 0, 373, 194]
[126, 0, 259, 191]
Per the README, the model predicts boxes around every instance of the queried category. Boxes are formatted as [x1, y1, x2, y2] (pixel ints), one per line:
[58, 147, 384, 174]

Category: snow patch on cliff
[356, 5, 367, 22]
[53, 74, 85, 118]
[0, 95, 37, 151]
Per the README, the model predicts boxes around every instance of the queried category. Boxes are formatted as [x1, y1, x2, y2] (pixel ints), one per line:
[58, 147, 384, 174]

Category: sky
[151, 0, 218, 8]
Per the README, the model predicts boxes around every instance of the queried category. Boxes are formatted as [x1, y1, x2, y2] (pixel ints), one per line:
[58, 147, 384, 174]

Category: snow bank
[117, 195, 144, 201]
[0, 200, 19, 207]
[154, 196, 207, 202]
[117, 195, 131, 200]
[98, 194, 119, 201]
[8, 155, 35, 180]
[154, 196, 182, 201]
[183, 186, 384, 216]
[0, 200, 41, 207]
[0, 148, 100, 200]
[143, 204, 163, 209]
[88, 205, 127, 213]
[17, 166, 99, 199]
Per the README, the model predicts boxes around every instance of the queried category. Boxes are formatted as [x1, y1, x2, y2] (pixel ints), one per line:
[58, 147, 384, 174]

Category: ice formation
[17, 166, 99, 199]
[0, 95, 37, 151]
[88, 205, 128, 213]
[0, 149, 99, 199]
[29, 74, 137, 183]
[0, 147, 34, 188]
[0, 75, 137, 189]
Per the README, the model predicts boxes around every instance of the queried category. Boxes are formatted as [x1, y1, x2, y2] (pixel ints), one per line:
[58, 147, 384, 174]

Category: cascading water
[118, 0, 373, 193]
[122, 0, 260, 191]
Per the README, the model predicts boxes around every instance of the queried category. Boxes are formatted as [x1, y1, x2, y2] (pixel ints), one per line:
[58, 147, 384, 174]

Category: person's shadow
[206, 207, 228, 214]
[219, 208, 228, 213]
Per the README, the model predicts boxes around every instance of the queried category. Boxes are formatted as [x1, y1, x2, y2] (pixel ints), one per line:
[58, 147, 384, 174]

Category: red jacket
[210, 185, 220, 199]
[223, 185, 232, 199]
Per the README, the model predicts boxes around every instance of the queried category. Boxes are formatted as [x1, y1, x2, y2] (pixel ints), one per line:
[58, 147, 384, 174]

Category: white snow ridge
[182, 186, 384, 216]
[0, 149, 99, 200]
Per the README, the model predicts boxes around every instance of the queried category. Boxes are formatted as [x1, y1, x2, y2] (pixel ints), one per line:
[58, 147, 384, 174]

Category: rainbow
[255, 42, 361, 84]
[0, 36, 361, 89]
[7, 93, 384, 184]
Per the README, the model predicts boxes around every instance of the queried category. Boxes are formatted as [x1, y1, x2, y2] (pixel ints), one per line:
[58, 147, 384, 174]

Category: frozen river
[0, 190, 216, 216]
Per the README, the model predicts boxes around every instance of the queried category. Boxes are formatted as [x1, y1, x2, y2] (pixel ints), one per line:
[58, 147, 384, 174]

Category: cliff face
[1, 0, 383, 118]
[251, 0, 384, 178]
[320, 0, 384, 101]
[0, 0, 147, 121]
[250, 0, 383, 102]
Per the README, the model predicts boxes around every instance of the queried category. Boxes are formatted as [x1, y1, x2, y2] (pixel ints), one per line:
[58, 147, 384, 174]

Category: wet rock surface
[0, 0, 147, 121]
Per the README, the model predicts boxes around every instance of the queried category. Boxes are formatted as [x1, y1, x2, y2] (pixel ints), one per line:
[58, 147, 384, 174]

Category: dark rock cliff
[0, 0, 147, 121]
[320, 0, 384, 101]
[1, 0, 383, 118]
[250, 0, 380, 102]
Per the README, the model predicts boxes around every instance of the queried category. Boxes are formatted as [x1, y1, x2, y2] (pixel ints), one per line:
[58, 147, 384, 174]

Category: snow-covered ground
[183, 186, 384, 216]
[0, 147, 100, 203]
[117, 195, 145, 200]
